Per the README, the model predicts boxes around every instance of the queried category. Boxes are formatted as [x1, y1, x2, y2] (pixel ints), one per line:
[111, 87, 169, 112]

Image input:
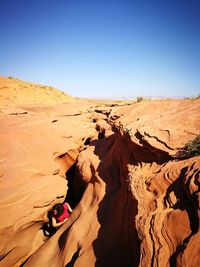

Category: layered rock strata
[0, 99, 199, 267]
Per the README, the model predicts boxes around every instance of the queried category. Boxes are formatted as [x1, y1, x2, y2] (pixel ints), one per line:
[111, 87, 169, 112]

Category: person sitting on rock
[51, 202, 72, 227]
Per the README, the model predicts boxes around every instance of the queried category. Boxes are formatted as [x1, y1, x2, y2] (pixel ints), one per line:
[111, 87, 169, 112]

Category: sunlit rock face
[0, 98, 199, 267]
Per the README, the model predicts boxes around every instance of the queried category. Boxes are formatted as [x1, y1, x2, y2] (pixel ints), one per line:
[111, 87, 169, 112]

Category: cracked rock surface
[0, 98, 200, 267]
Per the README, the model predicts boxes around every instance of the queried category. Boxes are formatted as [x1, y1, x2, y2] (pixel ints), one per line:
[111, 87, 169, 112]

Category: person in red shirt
[51, 202, 72, 227]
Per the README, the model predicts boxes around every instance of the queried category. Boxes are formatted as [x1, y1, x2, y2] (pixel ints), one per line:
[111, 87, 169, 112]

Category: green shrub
[137, 96, 143, 102]
[184, 134, 200, 156]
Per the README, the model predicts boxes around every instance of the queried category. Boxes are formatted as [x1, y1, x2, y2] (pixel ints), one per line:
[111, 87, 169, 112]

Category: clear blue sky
[1, 0, 200, 98]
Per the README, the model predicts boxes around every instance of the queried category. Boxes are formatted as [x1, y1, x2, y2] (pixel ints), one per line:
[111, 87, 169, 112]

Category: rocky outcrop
[0, 102, 96, 267]
[0, 99, 199, 267]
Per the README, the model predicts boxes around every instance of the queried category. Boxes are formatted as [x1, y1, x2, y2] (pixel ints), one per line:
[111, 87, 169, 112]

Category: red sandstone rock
[0, 97, 200, 267]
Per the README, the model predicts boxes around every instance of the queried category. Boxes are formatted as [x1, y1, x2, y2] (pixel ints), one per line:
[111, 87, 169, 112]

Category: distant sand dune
[0, 76, 75, 106]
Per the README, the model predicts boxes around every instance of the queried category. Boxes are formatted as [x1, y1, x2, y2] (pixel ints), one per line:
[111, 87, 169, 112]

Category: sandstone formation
[0, 85, 200, 267]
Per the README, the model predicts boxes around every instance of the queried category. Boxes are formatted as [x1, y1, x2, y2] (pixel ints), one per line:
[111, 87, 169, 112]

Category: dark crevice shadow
[132, 131, 172, 164]
[65, 162, 86, 209]
[164, 167, 199, 267]
[19, 257, 30, 267]
[98, 131, 105, 140]
[84, 137, 91, 145]
[91, 134, 140, 267]
[41, 211, 57, 238]
[58, 226, 71, 251]
[65, 248, 81, 267]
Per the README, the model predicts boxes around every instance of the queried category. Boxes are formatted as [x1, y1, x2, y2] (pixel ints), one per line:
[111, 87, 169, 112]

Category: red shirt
[57, 203, 70, 222]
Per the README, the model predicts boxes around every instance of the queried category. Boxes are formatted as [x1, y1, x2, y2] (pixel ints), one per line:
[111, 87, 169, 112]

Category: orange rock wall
[0, 99, 199, 267]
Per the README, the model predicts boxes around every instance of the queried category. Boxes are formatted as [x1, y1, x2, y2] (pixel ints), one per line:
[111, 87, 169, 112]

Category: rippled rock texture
[0, 99, 199, 267]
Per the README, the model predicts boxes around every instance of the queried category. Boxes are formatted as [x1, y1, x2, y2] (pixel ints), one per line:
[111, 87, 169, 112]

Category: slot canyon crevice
[0, 99, 199, 267]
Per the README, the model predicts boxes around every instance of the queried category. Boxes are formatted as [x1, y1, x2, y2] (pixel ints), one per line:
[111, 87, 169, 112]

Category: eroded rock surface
[0, 99, 199, 267]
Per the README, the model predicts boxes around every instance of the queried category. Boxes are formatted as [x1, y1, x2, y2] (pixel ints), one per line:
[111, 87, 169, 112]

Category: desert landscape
[0, 76, 199, 267]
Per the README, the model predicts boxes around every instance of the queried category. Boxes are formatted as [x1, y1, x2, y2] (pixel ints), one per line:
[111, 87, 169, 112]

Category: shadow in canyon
[91, 134, 140, 267]
[164, 166, 199, 267]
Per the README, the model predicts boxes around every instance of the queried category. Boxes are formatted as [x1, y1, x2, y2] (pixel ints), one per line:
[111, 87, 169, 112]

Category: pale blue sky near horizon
[0, 0, 200, 98]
